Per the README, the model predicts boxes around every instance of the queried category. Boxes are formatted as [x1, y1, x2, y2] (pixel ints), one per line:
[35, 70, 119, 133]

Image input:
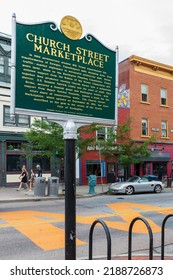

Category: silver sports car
[108, 176, 164, 195]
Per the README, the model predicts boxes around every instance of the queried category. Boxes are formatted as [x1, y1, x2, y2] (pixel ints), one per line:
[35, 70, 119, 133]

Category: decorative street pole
[63, 120, 77, 260]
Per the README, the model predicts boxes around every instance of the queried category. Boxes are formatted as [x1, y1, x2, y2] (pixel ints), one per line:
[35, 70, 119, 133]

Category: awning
[143, 152, 170, 162]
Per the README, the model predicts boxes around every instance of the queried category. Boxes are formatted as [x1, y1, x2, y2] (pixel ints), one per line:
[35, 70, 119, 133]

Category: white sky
[1, 0, 173, 65]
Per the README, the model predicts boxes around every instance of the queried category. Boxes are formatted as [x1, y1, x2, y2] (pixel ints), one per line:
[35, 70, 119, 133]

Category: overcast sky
[1, 0, 173, 65]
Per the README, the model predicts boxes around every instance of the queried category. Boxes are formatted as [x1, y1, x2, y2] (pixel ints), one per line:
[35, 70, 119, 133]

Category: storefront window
[7, 155, 26, 171]
[142, 163, 146, 174]
[142, 163, 151, 175]
[86, 162, 101, 176]
[32, 157, 50, 172]
[153, 162, 167, 180]
[108, 163, 115, 173]
[7, 142, 24, 150]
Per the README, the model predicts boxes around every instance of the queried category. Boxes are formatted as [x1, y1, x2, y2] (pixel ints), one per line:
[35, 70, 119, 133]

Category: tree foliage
[24, 118, 154, 171]
[79, 118, 154, 167]
[24, 119, 64, 158]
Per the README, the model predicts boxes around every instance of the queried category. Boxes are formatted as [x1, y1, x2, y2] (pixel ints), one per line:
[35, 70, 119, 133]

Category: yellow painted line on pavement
[0, 211, 85, 250]
[105, 202, 173, 233]
[0, 203, 172, 250]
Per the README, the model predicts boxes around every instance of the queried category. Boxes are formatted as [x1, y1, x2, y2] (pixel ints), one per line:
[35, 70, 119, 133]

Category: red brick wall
[119, 59, 173, 143]
[119, 58, 173, 177]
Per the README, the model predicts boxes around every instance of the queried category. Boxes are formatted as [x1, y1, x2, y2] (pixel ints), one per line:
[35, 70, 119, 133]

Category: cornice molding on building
[0, 134, 25, 141]
[129, 55, 173, 80]
[0, 32, 11, 39]
[129, 55, 173, 70]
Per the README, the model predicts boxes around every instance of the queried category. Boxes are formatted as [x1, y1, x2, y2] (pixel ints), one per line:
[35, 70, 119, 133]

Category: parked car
[143, 174, 158, 181]
[108, 176, 164, 195]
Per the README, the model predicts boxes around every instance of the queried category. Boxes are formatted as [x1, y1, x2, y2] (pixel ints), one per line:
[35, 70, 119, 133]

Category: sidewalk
[0, 184, 109, 203]
[0, 184, 172, 203]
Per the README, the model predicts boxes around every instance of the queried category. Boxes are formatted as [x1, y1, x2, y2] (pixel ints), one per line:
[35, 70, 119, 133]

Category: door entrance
[153, 162, 167, 180]
[107, 163, 116, 183]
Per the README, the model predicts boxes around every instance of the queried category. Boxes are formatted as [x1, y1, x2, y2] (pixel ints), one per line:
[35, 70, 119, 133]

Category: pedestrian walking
[36, 165, 42, 177]
[28, 168, 36, 191]
[16, 166, 28, 191]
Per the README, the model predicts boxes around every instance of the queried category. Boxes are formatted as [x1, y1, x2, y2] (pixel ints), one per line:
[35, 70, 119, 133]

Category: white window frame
[161, 121, 168, 137]
[96, 126, 114, 141]
[0, 55, 5, 73]
[142, 118, 148, 136]
[8, 57, 11, 75]
[4, 106, 30, 127]
[160, 88, 167, 106]
[141, 84, 148, 102]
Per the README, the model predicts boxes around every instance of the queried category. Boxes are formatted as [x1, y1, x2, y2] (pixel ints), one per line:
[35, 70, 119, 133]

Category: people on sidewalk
[28, 168, 36, 192]
[16, 166, 28, 191]
[36, 165, 42, 177]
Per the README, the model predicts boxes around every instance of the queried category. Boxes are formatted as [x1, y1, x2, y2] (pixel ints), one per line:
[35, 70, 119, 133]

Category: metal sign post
[63, 120, 77, 260]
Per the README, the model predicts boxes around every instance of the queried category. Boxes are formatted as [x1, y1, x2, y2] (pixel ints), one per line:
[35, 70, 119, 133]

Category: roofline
[0, 32, 11, 39]
[129, 54, 173, 72]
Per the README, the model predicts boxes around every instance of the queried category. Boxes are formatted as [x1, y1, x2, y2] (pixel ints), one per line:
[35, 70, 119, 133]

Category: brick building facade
[80, 55, 173, 185]
[118, 55, 173, 180]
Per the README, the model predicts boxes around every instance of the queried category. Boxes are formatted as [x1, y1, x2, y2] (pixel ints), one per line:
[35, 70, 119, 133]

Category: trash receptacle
[167, 178, 172, 188]
[48, 177, 59, 196]
[34, 177, 46, 196]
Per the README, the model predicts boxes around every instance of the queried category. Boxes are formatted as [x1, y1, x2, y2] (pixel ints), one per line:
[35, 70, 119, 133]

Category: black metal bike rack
[161, 214, 173, 260]
[89, 218, 111, 260]
[128, 217, 153, 260]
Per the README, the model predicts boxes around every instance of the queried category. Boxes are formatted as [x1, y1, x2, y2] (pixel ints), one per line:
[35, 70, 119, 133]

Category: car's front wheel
[125, 186, 134, 195]
[154, 184, 162, 193]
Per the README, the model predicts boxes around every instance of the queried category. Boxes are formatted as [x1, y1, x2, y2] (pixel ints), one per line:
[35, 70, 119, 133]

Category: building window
[161, 121, 168, 137]
[4, 106, 15, 126]
[4, 106, 30, 127]
[7, 142, 24, 150]
[8, 57, 11, 75]
[141, 84, 148, 102]
[142, 119, 148, 136]
[7, 155, 26, 172]
[0, 55, 5, 73]
[160, 89, 167, 105]
[86, 162, 101, 176]
[18, 114, 30, 126]
[86, 160, 106, 177]
[33, 157, 50, 172]
[97, 126, 114, 141]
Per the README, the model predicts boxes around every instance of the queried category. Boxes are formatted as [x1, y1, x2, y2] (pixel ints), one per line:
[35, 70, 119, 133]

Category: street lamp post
[63, 120, 77, 260]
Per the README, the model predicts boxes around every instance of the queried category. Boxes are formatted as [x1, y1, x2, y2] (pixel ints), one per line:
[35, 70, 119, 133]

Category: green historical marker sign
[12, 15, 117, 125]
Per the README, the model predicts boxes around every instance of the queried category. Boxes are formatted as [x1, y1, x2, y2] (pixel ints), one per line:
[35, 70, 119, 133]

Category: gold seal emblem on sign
[60, 15, 83, 40]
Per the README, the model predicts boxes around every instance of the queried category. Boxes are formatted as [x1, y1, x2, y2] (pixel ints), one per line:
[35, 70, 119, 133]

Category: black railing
[161, 214, 173, 260]
[128, 217, 153, 260]
[88, 214, 173, 260]
[89, 218, 111, 260]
